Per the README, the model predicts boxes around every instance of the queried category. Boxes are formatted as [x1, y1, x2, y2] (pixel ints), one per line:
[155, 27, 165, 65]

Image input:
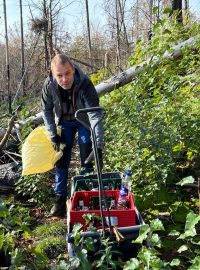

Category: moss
[33, 220, 66, 238]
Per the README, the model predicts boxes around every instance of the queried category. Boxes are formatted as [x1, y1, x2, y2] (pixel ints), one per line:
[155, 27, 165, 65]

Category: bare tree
[149, 0, 153, 40]
[117, 0, 129, 48]
[115, 0, 121, 70]
[184, 0, 189, 10]
[3, 0, 12, 113]
[19, 0, 25, 96]
[42, 0, 50, 69]
[131, 0, 153, 41]
[102, 0, 133, 71]
[172, 0, 183, 23]
[85, 0, 92, 60]
[31, 0, 63, 70]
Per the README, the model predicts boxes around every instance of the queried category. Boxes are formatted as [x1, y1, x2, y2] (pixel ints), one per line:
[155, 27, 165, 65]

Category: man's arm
[41, 79, 57, 139]
[82, 79, 104, 149]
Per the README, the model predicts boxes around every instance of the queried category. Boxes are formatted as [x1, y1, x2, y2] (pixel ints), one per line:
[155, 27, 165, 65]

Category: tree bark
[184, 0, 189, 10]
[115, 0, 122, 70]
[85, 0, 92, 60]
[19, 0, 25, 96]
[172, 0, 183, 23]
[43, 0, 49, 69]
[118, 0, 129, 48]
[3, 0, 12, 114]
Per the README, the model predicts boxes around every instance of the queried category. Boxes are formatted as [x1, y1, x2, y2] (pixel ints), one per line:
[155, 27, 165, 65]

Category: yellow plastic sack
[22, 126, 64, 176]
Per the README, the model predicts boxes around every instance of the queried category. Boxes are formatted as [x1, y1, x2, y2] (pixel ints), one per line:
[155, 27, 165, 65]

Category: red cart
[66, 107, 145, 263]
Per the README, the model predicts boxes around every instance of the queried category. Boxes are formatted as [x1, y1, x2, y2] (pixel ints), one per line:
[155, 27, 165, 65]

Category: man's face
[52, 62, 75, 90]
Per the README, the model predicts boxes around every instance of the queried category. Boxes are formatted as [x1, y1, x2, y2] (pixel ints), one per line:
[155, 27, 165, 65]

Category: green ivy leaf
[83, 214, 93, 225]
[188, 256, 200, 270]
[138, 248, 151, 268]
[185, 211, 200, 231]
[178, 228, 196, 239]
[170, 259, 180, 266]
[123, 258, 140, 270]
[168, 230, 180, 237]
[151, 233, 161, 247]
[178, 245, 188, 253]
[150, 219, 165, 231]
[76, 249, 91, 270]
[176, 176, 195, 186]
[72, 223, 82, 246]
[84, 237, 94, 252]
[72, 223, 82, 234]
[134, 224, 150, 244]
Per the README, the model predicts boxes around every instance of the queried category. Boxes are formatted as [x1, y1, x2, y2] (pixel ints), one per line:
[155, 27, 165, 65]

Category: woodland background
[0, 0, 200, 269]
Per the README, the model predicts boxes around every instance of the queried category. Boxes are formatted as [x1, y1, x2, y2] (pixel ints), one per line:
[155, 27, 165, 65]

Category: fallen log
[95, 36, 199, 96]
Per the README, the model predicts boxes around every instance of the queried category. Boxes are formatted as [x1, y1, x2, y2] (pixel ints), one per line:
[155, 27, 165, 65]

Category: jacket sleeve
[82, 79, 104, 149]
[41, 79, 57, 138]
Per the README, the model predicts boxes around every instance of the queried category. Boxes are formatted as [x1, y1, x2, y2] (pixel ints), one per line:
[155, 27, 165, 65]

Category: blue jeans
[54, 121, 92, 196]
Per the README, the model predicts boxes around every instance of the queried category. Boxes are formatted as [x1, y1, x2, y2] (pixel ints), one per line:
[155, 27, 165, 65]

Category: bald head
[51, 54, 74, 71]
[51, 54, 75, 90]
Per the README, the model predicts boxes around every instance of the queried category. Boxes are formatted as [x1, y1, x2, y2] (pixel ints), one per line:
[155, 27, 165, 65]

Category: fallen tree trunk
[0, 36, 199, 144]
[96, 36, 199, 96]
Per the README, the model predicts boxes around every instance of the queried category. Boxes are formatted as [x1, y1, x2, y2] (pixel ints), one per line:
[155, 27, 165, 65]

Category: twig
[3, 151, 19, 164]
[70, 56, 99, 71]
[0, 115, 15, 150]
[3, 150, 21, 158]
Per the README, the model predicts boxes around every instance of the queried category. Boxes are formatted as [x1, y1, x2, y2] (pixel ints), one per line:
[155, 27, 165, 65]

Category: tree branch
[0, 115, 16, 151]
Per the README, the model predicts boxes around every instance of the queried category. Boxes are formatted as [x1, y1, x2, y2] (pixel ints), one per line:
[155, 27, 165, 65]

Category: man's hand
[51, 135, 62, 152]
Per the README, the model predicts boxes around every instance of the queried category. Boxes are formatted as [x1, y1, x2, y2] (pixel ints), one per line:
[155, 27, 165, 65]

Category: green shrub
[36, 235, 66, 259]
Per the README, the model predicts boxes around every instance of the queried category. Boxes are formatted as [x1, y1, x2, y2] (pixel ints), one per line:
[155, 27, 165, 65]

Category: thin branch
[0, 115, 15, 150]
[70, 56, 99, 70]
[3, 150, 21, 158]
[3, 151, 20, 164]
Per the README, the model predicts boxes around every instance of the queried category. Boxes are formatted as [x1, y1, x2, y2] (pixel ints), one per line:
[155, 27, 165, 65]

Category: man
[41, 54, 103, 217]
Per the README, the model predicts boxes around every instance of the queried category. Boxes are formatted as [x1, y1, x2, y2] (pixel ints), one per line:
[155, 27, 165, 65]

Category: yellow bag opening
[22, 126, 64, 176]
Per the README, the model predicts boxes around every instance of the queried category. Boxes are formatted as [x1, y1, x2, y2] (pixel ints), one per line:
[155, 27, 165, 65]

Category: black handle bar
[75, 106, 111, 235]
[75, 107, 104, 131]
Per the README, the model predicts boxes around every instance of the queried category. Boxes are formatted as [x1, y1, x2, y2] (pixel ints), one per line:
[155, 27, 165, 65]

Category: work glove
[85, 148, 103, 171]
[51, 134, 63, 152]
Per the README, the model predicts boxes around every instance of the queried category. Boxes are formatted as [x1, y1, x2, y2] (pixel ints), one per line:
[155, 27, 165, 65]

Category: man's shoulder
[43, 76, 57, 89]
[81, 76, 93, 90]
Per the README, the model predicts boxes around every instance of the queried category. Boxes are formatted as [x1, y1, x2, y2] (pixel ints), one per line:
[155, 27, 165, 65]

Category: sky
[0, 0, 105, 38]
[0, 0, 200, 40]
